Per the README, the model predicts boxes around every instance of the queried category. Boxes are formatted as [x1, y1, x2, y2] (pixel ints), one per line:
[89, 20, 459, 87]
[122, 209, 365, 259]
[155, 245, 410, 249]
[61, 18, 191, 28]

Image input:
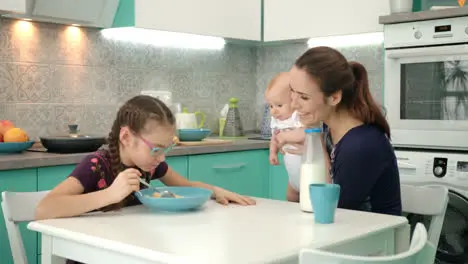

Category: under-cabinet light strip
[307, 32, 384, 48]
[101, 27, 226, 50]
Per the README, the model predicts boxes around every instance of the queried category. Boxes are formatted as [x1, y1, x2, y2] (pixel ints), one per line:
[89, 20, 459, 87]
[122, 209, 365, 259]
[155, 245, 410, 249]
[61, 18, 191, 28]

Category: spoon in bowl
[137, 177, 177, 198]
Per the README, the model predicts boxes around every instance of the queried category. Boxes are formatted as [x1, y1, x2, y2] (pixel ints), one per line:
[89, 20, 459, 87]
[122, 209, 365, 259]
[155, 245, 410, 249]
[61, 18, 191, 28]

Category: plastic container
[389, 0, 413, 13]
[300, 127, 328, 213]
[218, 118, 226, 136]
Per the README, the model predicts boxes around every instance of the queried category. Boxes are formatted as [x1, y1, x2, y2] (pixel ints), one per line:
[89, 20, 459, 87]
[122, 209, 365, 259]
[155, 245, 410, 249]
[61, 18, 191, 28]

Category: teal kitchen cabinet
[269, 154, 289, 201]
[166, 156, 188, 176]
[188, 150, 270, 198]
[151, 156, 189, 187]
[0, 149, 276, 264]
[412, 0, 459, 11]
[0, 169, 38, 264]
[37, 165, 76, 191]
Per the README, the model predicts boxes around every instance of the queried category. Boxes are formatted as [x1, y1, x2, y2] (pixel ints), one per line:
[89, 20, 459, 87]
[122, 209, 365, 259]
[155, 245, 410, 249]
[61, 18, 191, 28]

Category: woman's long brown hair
[295, 46, 390, 138]
[102, 95, 175, 211]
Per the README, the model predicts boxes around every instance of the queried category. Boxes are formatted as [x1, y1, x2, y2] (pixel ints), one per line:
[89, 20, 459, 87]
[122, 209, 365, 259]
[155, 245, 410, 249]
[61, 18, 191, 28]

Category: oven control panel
[384, 16, 468, 49]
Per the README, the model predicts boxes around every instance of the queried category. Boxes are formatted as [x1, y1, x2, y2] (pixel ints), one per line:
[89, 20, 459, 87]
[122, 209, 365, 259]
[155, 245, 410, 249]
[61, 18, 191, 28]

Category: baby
[265, 72, 303, 193]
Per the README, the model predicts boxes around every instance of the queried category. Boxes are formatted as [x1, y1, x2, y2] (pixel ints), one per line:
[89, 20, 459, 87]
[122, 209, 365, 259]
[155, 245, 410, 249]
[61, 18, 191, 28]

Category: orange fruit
[3, 128, 29, 143]
[0, 120, 14, 135]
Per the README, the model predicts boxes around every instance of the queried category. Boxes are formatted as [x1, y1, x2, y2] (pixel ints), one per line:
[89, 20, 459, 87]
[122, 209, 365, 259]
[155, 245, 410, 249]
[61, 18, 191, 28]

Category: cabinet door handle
[212, 163, 247, 170]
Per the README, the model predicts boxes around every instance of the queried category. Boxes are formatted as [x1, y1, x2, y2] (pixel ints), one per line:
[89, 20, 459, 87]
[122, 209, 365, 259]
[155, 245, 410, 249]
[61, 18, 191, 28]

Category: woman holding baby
[270, 46, 401, 216]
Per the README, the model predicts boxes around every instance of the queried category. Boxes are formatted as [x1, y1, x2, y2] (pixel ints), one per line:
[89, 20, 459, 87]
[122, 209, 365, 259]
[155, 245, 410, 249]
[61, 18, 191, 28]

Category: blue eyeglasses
[137, 135, 175, 156]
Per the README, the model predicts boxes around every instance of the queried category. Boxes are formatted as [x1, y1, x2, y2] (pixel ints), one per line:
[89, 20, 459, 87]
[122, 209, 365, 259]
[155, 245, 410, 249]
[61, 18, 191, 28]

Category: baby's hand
[269, 153, 279, 165]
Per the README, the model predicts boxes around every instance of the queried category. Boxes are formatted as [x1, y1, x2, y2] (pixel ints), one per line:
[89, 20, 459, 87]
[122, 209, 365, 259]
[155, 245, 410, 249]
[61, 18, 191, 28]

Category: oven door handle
[386, 44, 468, 59]
[397, 160, 416, 170]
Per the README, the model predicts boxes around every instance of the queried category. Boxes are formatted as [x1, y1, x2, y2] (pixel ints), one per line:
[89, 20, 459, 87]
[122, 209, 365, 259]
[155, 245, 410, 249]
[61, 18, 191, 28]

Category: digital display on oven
[457, 161, 468, 172]
[435, 25, 451, 32]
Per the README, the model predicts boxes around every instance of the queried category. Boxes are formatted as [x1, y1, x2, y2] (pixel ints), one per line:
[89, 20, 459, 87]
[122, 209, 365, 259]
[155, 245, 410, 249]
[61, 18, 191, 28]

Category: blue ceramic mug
[309, 183, 340, 224]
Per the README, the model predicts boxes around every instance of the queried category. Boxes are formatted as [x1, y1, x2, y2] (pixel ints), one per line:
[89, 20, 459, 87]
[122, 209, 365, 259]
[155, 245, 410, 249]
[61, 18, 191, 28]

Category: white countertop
[29, 198, 408, 264]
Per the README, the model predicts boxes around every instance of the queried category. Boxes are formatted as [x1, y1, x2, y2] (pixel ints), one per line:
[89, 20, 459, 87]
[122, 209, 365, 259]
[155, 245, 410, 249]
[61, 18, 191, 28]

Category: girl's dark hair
[295, 46, 390, 138]
[102, 95, 175, 211]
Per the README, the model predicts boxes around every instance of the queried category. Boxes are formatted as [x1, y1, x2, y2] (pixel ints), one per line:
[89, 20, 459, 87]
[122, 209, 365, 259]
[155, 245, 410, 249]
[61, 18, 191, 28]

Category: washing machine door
[407, 190, 468, 264]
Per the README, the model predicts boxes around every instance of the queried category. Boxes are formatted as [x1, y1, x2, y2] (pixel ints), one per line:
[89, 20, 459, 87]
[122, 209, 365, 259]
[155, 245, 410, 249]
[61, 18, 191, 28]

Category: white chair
[300, 222, 435, 264]
[2, 190, 49, 264]
[401, 184, 449, 249]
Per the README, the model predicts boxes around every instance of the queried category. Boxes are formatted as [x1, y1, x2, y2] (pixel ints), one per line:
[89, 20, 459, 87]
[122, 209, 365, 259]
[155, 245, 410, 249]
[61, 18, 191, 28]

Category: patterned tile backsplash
[0, 18, 384, 139]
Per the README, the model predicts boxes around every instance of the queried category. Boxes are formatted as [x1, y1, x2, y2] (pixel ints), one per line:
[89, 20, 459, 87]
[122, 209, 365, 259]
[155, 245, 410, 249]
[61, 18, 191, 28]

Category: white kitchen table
[28, 198, 410, 264]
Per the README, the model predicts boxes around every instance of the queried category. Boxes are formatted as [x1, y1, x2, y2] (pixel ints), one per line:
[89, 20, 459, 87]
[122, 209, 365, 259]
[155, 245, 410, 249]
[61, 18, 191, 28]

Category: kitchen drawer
[188, 150, 269, 198]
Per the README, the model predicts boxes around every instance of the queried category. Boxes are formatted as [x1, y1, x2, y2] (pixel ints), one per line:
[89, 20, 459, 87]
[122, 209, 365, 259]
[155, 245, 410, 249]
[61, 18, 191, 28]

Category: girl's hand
[108, 168, 142, 203]
[212, 187, 256, 206]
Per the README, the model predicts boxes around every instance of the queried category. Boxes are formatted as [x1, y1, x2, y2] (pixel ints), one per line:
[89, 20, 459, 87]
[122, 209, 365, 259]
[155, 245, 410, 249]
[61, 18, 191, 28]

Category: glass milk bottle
[300, 127, 328, 212]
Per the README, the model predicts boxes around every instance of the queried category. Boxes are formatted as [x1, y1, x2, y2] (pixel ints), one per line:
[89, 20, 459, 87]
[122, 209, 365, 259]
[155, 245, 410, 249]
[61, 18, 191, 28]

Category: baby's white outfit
[271, 111, 303, 192]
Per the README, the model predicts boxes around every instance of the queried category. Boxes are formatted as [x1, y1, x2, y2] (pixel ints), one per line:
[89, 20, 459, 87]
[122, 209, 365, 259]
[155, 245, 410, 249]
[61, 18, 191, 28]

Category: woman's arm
[35, 177, 115, 220]
[274, 128, 306, 155]
[333, 140, 391, 211]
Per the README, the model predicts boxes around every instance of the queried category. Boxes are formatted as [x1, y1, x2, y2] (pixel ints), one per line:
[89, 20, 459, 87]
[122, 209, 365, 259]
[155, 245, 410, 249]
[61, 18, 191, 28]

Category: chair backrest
[400, 184, 449, 248]
[299, 223, 435, 264]
[1, 191, 50, 264]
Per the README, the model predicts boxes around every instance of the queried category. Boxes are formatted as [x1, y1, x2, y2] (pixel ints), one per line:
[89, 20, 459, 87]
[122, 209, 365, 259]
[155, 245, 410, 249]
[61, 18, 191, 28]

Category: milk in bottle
[300, 127, 328, 212]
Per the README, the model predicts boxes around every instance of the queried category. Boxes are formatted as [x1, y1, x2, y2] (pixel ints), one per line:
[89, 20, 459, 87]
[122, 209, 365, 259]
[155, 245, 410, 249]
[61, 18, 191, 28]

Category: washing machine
[395, 148, 468, 263]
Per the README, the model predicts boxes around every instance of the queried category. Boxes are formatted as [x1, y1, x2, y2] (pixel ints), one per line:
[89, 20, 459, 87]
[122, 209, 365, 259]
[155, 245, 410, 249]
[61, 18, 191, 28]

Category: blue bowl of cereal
[134, 187, 213, 212]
